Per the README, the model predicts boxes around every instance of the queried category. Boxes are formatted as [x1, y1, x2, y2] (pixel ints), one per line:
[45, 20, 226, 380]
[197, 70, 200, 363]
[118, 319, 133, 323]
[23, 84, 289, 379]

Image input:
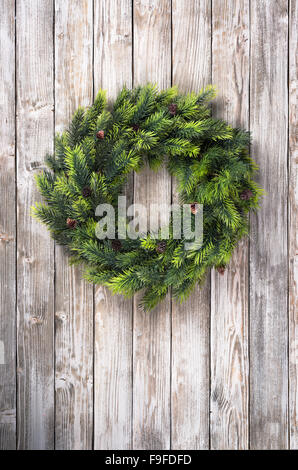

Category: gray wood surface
[54, 0, 94, 450]
[171, 0, 211, 450]
[211, 0, 249, 449]
[93, 0, 133, 450]
[0, 0, 16, 450]
[0, 0, 296, 450]
[132, 0, 172, 450]
[16, 0, 55, 450]
[289, 0, 298, 450]
[250, 0, 289, 450]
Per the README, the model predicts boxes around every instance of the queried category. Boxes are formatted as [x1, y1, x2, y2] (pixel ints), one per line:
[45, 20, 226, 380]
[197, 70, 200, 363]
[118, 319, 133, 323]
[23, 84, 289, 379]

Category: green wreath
[33, 84, 263, 310]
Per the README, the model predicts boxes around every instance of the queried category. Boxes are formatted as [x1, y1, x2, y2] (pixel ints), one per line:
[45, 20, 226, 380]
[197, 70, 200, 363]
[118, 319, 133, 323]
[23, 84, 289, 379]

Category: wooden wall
[0, 0, 297, 450]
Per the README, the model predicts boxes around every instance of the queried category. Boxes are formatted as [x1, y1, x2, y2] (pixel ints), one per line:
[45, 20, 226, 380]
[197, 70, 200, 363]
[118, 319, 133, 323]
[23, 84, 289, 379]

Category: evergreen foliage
[33, 84, 263, 310]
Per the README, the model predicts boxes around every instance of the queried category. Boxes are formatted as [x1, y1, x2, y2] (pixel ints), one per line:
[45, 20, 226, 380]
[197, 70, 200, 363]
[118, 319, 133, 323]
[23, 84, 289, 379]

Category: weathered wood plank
[171, 0, 211, 450]
[54, 0, 94, 450]
[210, 0, 249, 449]
[289, 0, 298, 450]
[133, 0, 172, 450]
[16, 0, 54, 449]
[3, 0, 294, 451]
[250, 0, 289, 449]
[0, 0, 16, 450]
[93, 0, 133, 450]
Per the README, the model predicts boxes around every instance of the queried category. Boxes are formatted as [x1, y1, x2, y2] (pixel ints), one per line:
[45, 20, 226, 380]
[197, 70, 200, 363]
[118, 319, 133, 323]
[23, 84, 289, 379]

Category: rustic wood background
[0, 0, 297, 450]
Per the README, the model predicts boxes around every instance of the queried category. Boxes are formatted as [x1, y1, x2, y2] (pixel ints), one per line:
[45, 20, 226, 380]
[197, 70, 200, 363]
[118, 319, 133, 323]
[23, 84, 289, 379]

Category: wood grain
[289, 0, 298, 450]
[171, 0, 211, 450]
[54, 0, 94, 450]
[0, 0, 16, 450]
[93, 0, 133, 450]
[16, 0, 54, 450]
[0, 0, 295, 451]
[211, 0, 249, 449]
[250, 0, 289, 449]
[133, 0, 172, 450]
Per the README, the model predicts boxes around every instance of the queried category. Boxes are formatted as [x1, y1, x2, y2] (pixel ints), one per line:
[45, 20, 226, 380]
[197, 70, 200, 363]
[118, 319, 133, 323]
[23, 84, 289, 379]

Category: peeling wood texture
[93, 0, 133, 450]
[250, 0, 289, 450]
[0, 0, 296, 450]
[211, 0, 249, 449]
[0, 0, 16, 450]
[132, 0, 172, 450]
[16, 0, 54, 450]
[289, 0, 298, 450]
[171, 0, 211, 450]
[54, 0, 94, 450]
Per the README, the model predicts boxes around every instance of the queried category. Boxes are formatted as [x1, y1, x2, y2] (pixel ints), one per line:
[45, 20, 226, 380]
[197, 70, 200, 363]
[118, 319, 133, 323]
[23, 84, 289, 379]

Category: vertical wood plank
[210, 0, 249, 449]
[133, 0, 172, 449]
[171, 0, 211, 450]
[16, 0, 54, 449]
[93, 0, 133, 450]
[0, 0, 16, 450]
[54, 0, 94, 450]
[289, 0, 298, 450]
[250, 0, 289, 449]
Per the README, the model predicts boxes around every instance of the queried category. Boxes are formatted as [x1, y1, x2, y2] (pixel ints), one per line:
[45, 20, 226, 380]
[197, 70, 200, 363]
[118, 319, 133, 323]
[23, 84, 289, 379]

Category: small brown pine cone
[168, 103, 177, 116]
[240, 189, 253, 201]
[66, 218, 77, 229]
[96, 130, 105, 139]
[132, 124, 140, 132]
[156, 241, 167, 254]
[190, 202, 199, 215]
[111, 239, 122, 252]
[82, 186, 92, 198]
[217, 266, 226, 275]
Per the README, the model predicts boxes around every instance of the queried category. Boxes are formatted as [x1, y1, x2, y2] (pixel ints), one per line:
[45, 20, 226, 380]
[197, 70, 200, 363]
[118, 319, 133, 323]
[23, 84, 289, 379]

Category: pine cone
[168, 103, 177, 116]
[82, 186, 92, 198]
[217, 266, 225, 275]
[156, 241, 167, 254]
[190, 202, 199, 214]
[240, 189, 253, 200]
[66, 218, 77, 229]
[96, 130, 105, 139]
[132, 124, 140, 132]
[111, 239, 122, 252]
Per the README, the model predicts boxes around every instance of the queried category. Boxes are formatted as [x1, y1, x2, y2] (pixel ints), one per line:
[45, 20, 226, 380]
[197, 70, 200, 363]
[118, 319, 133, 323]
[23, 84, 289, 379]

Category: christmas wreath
[33, 84, 263, 310]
